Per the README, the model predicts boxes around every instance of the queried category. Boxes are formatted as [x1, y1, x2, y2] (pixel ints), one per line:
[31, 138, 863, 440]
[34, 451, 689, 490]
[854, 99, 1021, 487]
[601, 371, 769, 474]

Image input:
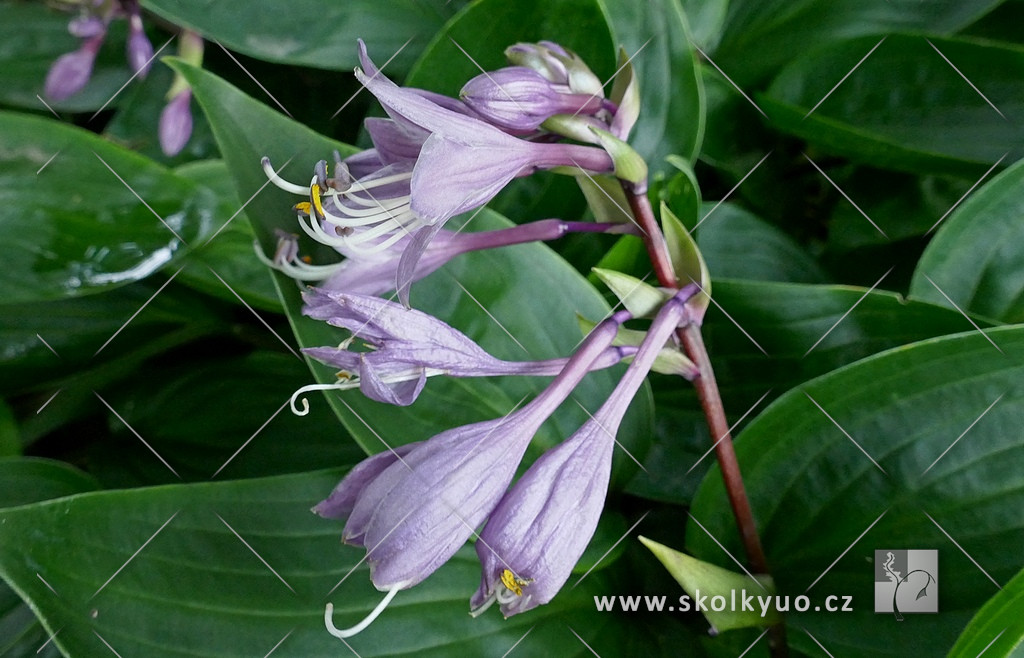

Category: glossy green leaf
[910, 157, 1024, 323]
[639, 536, 781, 632]
[0, 400, 17, 457]
[626, 279, 994, 504]
[688, 326, 1024, 656]
[0, 1, 134, 112]
[0, 458, 99, 658]
[948, 565, 1024, 658]
[174, 160, 282, 313]
[677, 0, 728, 51]
[763, 35, 1024, 175]
[0, 470, 665, 657]
[0, 111, 224, 303]
[141, 0, 462, 74]
[175, 62, 653, 486]
[714, 0, 1004, 85]
[697, 202, 828, 284]
[598, 0, 706, 168]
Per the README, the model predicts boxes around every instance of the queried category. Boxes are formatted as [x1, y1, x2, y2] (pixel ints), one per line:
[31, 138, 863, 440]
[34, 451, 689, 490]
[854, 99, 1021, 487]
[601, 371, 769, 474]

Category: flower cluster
[44, 1, 202, 156]
[259, 39, 695, 641]
[262, 39, 638, 305]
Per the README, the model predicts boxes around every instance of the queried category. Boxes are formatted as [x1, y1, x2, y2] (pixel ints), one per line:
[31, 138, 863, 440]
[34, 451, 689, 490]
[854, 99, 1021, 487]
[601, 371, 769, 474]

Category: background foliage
[1, 0, 1021, 656]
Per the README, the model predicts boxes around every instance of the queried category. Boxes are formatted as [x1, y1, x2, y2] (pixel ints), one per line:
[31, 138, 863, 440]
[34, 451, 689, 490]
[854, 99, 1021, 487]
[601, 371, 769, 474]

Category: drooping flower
[295, 288, 633, 407]
[319, 310, 631, 638]
[471, 285, 698, 617]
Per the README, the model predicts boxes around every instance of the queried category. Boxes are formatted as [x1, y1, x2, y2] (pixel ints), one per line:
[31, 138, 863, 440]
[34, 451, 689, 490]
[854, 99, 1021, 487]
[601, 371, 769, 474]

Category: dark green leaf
[0, 400, 17, 457]
[948, 564, 1024, 658]
[598, 0, 706, 168]
[688, 327, 1024, 656]
[0, 111, 223, 303]
[763, 35, 1024, 175]
[141, 0, 462, 74]
[89, 352, 364, 487]
[0, 469, 667, 656]
[910, 156, 1024, 323]
[697, 202, 829, 284]
[714, 0, 1004, 85]
[678, 0, 728, 51]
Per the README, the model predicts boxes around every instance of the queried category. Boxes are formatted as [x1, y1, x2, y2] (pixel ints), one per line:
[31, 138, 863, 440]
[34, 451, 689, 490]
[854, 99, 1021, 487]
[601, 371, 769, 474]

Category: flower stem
[621, 182, 788, 657]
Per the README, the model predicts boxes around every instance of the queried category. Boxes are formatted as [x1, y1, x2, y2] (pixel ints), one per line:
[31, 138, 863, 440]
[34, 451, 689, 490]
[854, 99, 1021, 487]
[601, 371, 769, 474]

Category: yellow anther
[501, 569, 530, 597]
[310, 181, 326, 220]
[294, 201, 312, 215]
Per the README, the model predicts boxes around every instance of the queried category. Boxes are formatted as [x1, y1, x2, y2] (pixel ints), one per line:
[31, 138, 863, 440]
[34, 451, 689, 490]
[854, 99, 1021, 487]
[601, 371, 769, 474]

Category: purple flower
[159, 88, 193, 156]
[505, 41, 605, 97]
[315, 310, 629, 594]
[460, 66, 608, 133]
[125, 9, 154, 77]
[45, 32, 105, 101]
[296, 288, 632, 406]
[471, 286, 697, 617]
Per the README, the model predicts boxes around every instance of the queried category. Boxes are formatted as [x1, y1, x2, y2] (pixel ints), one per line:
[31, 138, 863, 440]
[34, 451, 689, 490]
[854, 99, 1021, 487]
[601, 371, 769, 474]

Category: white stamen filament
[252, 240, 345, 281]
[289, 367, 446, 415]
[324, 584, 401, 640]
[289, 382, 357, 415]
[325, 196, 411, 219]
[339, 220, 424, 254]
[342, 214, 421, 246]
[261, 157, 308, 195]
[348, 171, 413, 191]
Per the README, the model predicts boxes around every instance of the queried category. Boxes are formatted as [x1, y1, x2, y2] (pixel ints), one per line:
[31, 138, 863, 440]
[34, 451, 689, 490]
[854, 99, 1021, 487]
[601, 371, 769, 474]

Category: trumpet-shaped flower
[318, 310, 631, 639]
[296, 288, 633, 407]
[471, 285, 697, 617]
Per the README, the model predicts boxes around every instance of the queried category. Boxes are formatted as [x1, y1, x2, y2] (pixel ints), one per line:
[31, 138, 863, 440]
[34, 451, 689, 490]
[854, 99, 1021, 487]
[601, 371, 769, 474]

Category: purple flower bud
[159, 88, 193, 156]
[69, 15, 105, 39]
[44, 34, 104, 101]
[126, 12, 154, 77]
[471, 286, 697, 617]
[299, 289, 630, 406]
[460, 67, 606, 133]
[505, 41, 605, 98]
[315, 311, 630, 591]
